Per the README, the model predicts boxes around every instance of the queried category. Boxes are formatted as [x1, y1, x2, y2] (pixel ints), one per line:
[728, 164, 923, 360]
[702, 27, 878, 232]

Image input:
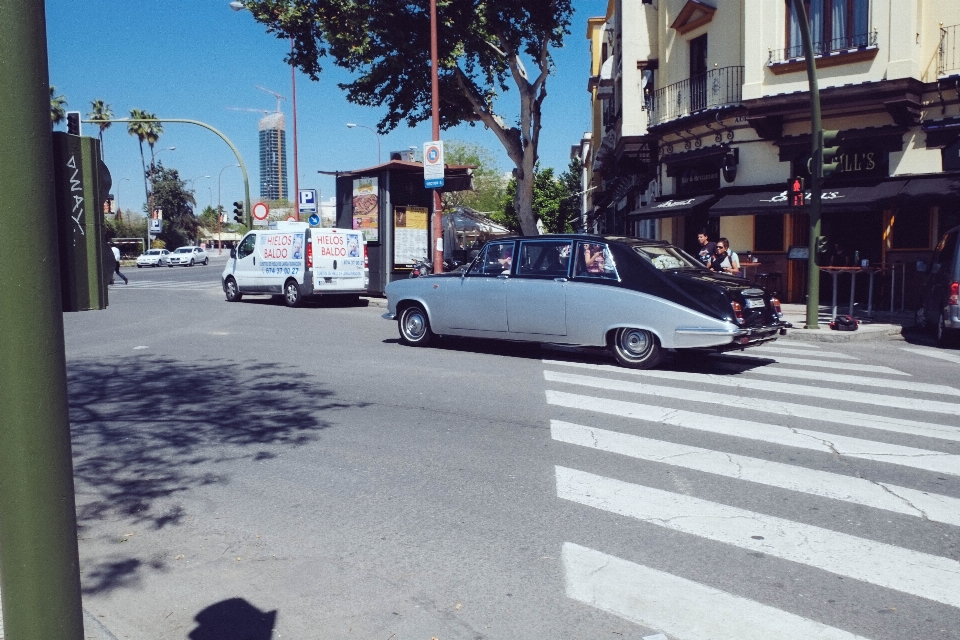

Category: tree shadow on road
[68, 356, 363, 594]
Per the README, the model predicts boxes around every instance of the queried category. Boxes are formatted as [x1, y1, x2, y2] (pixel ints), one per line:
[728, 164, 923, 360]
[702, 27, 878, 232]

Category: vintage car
[383, 235, 790, 369]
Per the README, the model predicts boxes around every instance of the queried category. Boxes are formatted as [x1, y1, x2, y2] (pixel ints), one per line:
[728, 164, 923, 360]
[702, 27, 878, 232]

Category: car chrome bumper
[382, 312, 396, 320]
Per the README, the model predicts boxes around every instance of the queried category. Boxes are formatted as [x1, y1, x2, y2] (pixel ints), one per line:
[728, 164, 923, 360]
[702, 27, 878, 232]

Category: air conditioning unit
[389, 150, 416, 161]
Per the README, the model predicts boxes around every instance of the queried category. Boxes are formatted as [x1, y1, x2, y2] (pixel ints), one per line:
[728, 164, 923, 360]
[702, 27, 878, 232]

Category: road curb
[779, 325, 905, 343]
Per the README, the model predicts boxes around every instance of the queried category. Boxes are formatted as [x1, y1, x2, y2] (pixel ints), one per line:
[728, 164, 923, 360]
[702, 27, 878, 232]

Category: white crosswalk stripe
[564, 544, 874, 640]
[544, 345, 960, 637]
[751, 345, 858, 359]
[545, 359, 960, 414]
[118, 281, 219, 291]
[551, 420, 960, 527]
[901, 346, 960, 365]
[544, 370, 960, 442]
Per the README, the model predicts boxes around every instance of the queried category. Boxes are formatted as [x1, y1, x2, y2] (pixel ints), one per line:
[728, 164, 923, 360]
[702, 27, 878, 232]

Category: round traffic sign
[252, 202, 270, 220]
[308, 214, 320, 226]
[286, 215, 297, 222]
[425, 145, 441, 164]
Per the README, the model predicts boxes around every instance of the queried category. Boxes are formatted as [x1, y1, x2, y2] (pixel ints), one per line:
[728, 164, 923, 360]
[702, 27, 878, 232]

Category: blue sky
[46, 0, 607, 216]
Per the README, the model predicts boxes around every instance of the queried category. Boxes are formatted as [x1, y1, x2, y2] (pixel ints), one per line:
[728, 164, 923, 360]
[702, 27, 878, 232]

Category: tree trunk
[513, 144, 538, 235]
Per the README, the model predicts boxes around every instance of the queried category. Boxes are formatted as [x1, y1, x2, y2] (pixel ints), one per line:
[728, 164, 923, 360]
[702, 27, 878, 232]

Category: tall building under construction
[258, 112, 288, 201]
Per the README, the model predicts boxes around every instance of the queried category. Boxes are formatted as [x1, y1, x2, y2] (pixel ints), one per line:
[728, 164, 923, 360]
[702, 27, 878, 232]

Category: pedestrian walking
[111, 244, 128, 284]
[696, 229, 717, 267]
[709, 238, 740, 276]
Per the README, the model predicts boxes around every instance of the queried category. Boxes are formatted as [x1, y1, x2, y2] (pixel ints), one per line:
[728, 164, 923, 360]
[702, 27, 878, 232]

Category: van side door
[233, 233, 260, 290]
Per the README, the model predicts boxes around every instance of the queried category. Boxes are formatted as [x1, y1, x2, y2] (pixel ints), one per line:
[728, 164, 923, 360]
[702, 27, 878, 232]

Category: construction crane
[226, 107, 272, 115]
[255, 85, 286, 114]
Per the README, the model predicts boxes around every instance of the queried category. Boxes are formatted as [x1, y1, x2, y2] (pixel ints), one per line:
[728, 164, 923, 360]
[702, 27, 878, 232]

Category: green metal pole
[791, 0, 823, 329]
[0, 0, 85, 638]
[86, 118, 252, 227]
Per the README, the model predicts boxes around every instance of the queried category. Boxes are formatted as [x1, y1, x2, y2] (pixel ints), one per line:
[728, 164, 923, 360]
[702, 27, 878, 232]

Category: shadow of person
[188, 598, 276, 640]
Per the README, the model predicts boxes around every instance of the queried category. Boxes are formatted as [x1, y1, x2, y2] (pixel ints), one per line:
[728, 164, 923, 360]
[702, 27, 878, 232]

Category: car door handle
[554, 277, 568, 282]
[253, 257, 256, 265]
[498, 274, 509, 279]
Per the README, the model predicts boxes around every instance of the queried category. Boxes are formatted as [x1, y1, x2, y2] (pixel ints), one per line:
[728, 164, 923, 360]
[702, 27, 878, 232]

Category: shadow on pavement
[68, 356, 363, 594]
[188, 598, 276, 640]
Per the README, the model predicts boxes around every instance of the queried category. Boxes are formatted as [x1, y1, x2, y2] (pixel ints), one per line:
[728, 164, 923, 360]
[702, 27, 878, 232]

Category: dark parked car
[917, 224, 960, 347]
[384, 235, 790, 369]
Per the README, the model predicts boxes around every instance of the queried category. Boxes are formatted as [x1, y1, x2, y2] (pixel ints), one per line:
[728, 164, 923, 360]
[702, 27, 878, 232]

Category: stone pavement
[778, 303, 909, 342]
[0, 591, 119, 640]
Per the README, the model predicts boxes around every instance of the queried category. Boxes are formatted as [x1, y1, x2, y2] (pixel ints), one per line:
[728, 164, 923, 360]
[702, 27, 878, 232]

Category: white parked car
[136, 249, 170, 267]
[168, 246, 209, 267]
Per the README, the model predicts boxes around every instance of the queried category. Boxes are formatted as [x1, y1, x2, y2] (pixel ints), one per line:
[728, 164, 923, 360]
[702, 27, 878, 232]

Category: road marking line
[711, 353, 909, 375]
[542, 360, 960, 415]
[563, 543, 874, 640]
[901, 346, 960, 365]
[752, 346, 858, 359]
[557, 467, 960, 608]
[718, 365, 960, 397]
[545, 390, 960, 476]
[544, 370, 960, 443]
[551, 420, 960, 527]
[765, 340, 822, 348]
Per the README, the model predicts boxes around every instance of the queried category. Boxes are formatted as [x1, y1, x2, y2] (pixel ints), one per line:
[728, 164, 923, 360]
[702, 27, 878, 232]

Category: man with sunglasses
[708, 237, 740, 276]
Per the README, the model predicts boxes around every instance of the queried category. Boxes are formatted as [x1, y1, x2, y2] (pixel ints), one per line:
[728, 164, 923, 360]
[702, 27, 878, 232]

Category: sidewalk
[778, 303, 909, 343]
[0, 592, 119, 640]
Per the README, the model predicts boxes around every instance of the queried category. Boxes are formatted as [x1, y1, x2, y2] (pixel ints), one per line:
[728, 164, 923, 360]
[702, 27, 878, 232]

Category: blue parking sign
[298, 189, 318, 214]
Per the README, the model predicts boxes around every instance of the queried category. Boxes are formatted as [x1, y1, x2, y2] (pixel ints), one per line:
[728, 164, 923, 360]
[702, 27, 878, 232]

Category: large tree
[441, 139, 506, 216]
[50, 85, 67, 127]
[497, 158, 580, 235]
[87, 99, 113, 159]
[149, 165, 200, 249]
[243, 0, 573, 236]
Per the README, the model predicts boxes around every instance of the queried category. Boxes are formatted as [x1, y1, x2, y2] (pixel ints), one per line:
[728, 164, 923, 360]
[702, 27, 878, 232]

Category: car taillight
[364, 245, 369, 269]
[307, 242, 313, 268]
[950, 281, 959, 306]
[771, 297, 783, 317]
[731, 301, 744, 325]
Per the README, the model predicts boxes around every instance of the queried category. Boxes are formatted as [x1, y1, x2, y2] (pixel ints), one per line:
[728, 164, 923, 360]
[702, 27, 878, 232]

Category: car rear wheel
[398, 304, 433, 346]
[283, 279, 302, 308]
[915, 307, 928, 332]
[611, 327, 662, 369]
[203, 257, 209, 265]
[937, 310, 959, 348]
[224, 277, 242, 302]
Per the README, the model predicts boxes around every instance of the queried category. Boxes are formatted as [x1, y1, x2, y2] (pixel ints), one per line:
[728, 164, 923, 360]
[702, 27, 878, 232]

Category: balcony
[940, 24, 960, 77]
[646, 66, 744, 128]
[767, 30, 878, 74]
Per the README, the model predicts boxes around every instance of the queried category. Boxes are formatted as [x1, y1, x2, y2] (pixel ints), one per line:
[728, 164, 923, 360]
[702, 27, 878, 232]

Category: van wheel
[398, 304, 433, 346]
[283, 279, 303, 308]
[224, 277, 242, 302]
[612, 327, 662, 369]
[938, 310, 958, 348]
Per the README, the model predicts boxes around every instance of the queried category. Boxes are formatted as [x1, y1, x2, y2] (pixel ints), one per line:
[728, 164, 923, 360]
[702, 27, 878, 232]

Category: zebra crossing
[544, 342, 960, 640]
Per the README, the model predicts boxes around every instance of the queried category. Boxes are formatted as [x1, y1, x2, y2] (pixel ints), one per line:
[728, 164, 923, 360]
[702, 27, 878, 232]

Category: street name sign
[423, 140, 444, 189]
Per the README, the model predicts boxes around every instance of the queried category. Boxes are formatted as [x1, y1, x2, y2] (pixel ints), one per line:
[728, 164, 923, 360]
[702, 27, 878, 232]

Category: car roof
[490, 234, 672, 248]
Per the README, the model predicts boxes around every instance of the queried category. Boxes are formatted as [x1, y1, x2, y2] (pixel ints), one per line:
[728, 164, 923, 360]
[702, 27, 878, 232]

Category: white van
[221, 222, 368, 307]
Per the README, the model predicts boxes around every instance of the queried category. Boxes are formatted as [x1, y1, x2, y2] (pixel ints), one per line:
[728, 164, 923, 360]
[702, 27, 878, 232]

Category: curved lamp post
[346, 123, 381, 165]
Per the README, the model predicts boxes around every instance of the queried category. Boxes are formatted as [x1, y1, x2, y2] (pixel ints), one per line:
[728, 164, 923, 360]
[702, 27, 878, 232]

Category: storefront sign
[793, 151, 889, 179]
[393, 205, 429, 268]
[677, 166, 720, 195]
[352, 177, 379, 242]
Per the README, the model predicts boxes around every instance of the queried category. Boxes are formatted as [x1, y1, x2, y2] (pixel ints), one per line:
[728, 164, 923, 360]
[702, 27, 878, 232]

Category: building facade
[582, 0, 960, 305]
[258, 112, 289, 202]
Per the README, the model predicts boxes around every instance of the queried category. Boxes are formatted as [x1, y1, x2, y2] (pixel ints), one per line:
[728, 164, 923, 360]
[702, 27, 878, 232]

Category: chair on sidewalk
[754, 271, 783, 297]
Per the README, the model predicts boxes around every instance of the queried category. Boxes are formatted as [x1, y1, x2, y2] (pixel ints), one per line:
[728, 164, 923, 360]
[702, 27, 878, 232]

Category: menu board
[393, 206, 429, 268]
[352, 177, 379, 242]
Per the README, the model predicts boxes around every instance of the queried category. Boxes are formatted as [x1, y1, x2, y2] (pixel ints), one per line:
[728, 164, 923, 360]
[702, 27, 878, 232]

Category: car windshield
[633, 245, 702, 270]
[175, 248, 192, 253]
[146, 250, 160, 255]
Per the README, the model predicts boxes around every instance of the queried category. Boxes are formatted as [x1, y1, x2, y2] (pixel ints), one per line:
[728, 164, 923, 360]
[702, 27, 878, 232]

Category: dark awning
[627, 194, 717, 220]
[899, 175, 960, 201]
[709, 180, 908, 216]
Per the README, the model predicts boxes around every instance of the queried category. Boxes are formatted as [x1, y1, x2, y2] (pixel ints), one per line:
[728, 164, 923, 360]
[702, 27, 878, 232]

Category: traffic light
[787, 177, 805, 207]
[66, 111, 81, 136]
[233, 201, 244, 224]
[821, 129, 841, 177]
[816, 235, 829, 254]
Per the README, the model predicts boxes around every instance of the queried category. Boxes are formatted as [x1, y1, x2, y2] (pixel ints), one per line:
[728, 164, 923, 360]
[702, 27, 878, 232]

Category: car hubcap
[620, 329, 650, 357]
[404, 312, 425, 339]
[286, 286, 297, 303]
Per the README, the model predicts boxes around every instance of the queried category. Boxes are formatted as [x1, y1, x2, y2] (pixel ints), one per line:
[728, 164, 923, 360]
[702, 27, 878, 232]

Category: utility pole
[0, 1, 85, 638]
[430, 0, 443, 273]
[791, 0, 823, 329]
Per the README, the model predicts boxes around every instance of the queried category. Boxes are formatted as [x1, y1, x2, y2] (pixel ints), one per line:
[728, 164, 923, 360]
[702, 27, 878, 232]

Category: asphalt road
[50, 257, 960, 640]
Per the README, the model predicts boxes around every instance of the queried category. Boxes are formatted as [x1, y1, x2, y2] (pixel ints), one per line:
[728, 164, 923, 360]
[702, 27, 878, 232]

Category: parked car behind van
[917, 225, 960, 347]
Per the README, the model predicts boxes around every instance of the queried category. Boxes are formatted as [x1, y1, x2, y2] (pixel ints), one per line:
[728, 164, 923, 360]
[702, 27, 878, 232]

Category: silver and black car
[916, 224, 960, 347]
[384, 235, 790, 369]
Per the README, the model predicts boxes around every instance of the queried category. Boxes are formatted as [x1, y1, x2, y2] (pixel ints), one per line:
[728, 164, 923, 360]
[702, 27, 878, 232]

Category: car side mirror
[230, 248, 236, 259]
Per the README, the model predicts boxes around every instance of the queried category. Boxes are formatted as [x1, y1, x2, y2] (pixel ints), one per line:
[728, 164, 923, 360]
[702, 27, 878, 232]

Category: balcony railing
[646, 66, 743, 127]
[940, 24, 960, 77]
[768, 29, 877, 63]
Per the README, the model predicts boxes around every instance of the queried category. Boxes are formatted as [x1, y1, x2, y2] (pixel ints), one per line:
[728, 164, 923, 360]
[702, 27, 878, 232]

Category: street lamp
[346, 123, 382, 165]
[231, 1, 300, 219]
[218, 163, 241, 255]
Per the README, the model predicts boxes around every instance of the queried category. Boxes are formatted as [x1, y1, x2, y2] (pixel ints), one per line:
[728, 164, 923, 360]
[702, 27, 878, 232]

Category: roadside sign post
[424, 139, 444, 273]
[252, 201, 270, 227]
[298, 189, 317, 217]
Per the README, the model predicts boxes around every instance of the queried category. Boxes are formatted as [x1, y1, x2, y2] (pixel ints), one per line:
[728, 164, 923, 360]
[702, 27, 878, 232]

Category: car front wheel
[224, 277, 242, 302]
[398, 304, 433, 346]
[283, 279, 302, 307]
[611, 327, 662, 369]
[203, 257, 209, 265]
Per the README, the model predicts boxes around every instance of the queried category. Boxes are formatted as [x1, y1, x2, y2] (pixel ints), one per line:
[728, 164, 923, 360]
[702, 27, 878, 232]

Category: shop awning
[627, 194, 717, 219]
[709, 180, 908, 216]
[899, 175, 960, 200]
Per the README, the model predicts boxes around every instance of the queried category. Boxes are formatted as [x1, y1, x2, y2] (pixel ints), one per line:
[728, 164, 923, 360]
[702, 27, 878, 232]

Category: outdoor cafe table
[738, 261, 764, 280]
[818, 265, 885, 320]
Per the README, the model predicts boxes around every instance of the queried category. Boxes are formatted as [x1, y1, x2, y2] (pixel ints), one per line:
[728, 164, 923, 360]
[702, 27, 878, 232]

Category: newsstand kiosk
[332, 160, 474, 295]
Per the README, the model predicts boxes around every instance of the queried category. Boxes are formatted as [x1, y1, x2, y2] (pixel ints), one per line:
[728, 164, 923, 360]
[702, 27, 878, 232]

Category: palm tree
[87, 99, 113, 159]
[127, 108, 151, 201]
[50, 85, 67, 127]
[143, 113, 164, 169]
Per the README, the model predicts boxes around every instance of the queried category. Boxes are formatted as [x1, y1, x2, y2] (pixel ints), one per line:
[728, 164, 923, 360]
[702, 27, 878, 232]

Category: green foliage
[495, 160, 580, 234]
[198, 205, 221, 231]
[87, 100, 113, 158]
[243, 0, 574, 235]
[148, 165, 199, 249]
[442, 140, 506, 216]
[50, 85, 67, 126]
[104, 213, 147, 242]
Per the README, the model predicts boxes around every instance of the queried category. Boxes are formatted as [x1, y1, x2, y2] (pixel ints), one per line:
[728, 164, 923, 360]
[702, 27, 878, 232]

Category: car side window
[237, 234, 256, 260]
[467, 241, 514, 276]
[516, 240, 572, 277]
[935, 232, 958, 269]
[574, 242, 618, 280]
